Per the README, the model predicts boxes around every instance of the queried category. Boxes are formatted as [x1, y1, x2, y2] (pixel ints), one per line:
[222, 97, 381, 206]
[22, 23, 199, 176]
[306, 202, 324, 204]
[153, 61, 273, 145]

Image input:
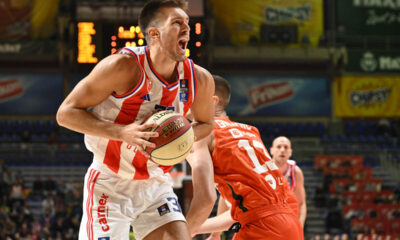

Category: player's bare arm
[190, 65, 215, 141]
[294, 165, 307, 226]
[205, 196, 232, 240]
[186, 133, 217, 235]
[56, 54, 158, 157]
[196, 207, 235, 235]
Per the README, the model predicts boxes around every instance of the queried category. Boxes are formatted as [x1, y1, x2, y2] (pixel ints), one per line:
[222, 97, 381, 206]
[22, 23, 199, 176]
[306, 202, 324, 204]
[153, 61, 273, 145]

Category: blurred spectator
[0, 216, 16, 239]
[315, 183, 327, 208]
[38, 225, 52, 240]
[332, 235, 340, 240]
[378, 118, 391, 136]
[323, 233, 331, 240]
[9, 179, 25, 206]
[18, 221, 30, 238]
[0, 159, 5, 178]
[54, 192, 65, 216]
[44, 175, 57, 195]
[42, 193, 55, 217]
[313, 234, 321, 240]
[326, 206, 344, 234]
[3, 167, 15, 186]
[51, 216, 65, 238]
[21, 130, 31, 142]
[341, 233, 349, 240]
[33, 175, 44, 196]
[64, 179, 76, 193]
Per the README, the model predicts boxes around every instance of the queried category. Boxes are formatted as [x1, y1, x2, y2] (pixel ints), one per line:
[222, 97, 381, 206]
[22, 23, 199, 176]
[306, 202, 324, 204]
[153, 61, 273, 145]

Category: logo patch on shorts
[157, 203, 170, 216]
[98, 237, 110, 240]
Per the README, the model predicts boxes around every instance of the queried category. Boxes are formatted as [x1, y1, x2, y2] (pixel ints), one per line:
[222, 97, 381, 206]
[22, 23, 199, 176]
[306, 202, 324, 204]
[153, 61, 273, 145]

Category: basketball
[144, 110, 194, 166]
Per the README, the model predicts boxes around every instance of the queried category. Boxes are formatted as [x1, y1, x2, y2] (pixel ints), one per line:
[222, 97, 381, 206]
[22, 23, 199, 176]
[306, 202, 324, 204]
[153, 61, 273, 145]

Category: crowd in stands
[0, 159, 83, 240]
[1, 119, 400, 239]
[313, 155, 400, 240]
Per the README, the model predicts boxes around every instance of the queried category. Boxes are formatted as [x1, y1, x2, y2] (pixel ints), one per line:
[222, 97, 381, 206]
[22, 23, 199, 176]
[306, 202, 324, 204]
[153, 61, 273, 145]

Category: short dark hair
[213, 75, 231, 109]
[139, 0, 188, 42]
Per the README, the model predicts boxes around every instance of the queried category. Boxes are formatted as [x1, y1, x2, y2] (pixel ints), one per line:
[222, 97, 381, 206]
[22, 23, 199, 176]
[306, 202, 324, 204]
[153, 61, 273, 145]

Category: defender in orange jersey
[185, 75, 303, 240]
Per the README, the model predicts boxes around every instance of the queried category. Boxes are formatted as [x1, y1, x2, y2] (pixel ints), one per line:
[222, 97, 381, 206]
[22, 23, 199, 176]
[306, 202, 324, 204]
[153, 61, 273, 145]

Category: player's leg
[143, 220, 190, 240]
[79, 167, 131, 240]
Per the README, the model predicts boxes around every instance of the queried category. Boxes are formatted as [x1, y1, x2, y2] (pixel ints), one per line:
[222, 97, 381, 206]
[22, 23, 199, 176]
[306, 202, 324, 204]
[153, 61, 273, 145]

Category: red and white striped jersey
[284, 160, 297, 190]
[84, 46, 197, 180]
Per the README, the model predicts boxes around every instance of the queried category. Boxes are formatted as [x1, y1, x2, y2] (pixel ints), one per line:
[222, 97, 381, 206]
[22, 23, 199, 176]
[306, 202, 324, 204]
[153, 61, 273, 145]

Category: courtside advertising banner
[346, 50, 400, 73]
[336, 0, 400, 36]
[210, 0, 324, 46]
[334, 76, 400, 117]
[226, 76, 330, 116]
[0, 74, 63, 114]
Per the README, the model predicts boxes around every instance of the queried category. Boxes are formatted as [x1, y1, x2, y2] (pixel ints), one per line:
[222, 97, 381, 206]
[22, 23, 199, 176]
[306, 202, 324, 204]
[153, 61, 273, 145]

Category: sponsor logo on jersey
[140, 94, 151, 101]
[0, 79, 23, 103]
[98, 193, 110, 232]
[98, 237, 110, 240]
[157, 203, 171, 216]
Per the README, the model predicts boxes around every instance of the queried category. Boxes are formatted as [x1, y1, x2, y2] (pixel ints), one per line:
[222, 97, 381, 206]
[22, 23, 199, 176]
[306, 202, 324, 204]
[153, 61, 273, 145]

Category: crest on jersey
[147, 80, 153, 92]
[179, 79, 189, 102]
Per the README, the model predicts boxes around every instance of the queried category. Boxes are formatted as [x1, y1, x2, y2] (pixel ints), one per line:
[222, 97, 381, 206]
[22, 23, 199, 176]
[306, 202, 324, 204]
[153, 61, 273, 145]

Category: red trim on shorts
[86, 169, 100, 240]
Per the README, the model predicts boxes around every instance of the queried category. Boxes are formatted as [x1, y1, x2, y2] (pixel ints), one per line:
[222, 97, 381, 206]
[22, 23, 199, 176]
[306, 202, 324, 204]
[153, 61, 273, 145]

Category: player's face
[158, 7, 190, 62]
[271, 138, 292, 162]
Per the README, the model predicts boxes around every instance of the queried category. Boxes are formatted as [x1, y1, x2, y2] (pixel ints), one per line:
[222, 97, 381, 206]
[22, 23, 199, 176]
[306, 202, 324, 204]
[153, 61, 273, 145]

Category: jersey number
[238, 139, 277, 190]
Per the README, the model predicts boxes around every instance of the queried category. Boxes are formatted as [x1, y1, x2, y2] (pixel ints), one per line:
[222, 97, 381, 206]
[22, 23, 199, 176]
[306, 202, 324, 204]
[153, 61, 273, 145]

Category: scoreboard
[77, 20, 205, 64]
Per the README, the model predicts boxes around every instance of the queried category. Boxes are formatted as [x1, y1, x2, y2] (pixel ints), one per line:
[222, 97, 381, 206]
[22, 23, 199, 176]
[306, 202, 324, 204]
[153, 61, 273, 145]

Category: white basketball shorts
[79, 165, 186, 240]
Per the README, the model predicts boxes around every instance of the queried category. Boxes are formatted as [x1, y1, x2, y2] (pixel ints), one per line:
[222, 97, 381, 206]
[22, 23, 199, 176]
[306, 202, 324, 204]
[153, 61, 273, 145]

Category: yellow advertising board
[209, 0, 324, 46]
[334, 76, 400, 117]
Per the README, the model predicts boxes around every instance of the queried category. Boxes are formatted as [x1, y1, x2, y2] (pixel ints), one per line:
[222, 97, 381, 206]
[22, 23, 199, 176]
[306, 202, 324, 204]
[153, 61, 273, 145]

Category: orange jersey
[212, 117, 291, 224]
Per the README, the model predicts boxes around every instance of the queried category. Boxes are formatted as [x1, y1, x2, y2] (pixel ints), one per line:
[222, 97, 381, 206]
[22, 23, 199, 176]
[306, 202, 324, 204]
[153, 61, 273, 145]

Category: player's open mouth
[178, 39, 188, 52]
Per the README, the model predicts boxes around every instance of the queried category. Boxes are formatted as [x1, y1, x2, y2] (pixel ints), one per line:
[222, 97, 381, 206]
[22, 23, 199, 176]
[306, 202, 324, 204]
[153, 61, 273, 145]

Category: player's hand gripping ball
[144, 110, 194, 166]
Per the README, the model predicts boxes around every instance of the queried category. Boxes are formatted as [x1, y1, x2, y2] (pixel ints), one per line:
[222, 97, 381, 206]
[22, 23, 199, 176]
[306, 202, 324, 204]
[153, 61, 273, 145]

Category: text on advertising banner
[334, 76, 400, 117]
[226, 75, 330, 116]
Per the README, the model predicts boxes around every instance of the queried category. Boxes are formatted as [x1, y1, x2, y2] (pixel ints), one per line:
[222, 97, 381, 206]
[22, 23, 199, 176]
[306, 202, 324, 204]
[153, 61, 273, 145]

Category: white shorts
[79, 165, 186, 240]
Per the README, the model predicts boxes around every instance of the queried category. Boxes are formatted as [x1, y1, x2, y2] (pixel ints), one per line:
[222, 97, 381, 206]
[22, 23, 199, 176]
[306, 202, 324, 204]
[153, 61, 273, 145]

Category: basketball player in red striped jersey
[270, 136, 307, 227]
[186, 75, 303, 240]
[56, 1, 215, 239]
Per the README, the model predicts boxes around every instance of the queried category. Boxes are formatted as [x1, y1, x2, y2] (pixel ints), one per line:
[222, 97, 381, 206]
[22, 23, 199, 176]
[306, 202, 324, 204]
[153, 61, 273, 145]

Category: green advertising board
[337, 0, 400, 36]
[346, 50, 400, 73]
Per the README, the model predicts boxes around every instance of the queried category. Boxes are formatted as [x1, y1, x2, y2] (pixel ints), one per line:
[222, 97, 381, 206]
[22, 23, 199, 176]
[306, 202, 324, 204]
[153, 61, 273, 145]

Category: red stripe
[86, 169, 97, 240]
[160, 83, 179, 107]
[85, 169, 93, 240]
[88, 170, 100, 240]
[139, 54, 145, 68]
[103, 92, 146, 173]
[159, 165, 174, 173]
[132, 152, 150, 180]
[182, 59, 193, 116]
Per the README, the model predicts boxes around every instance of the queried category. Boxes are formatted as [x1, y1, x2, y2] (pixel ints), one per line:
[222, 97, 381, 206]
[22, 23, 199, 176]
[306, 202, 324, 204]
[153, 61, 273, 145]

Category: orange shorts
[233, 213, 303, 240]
